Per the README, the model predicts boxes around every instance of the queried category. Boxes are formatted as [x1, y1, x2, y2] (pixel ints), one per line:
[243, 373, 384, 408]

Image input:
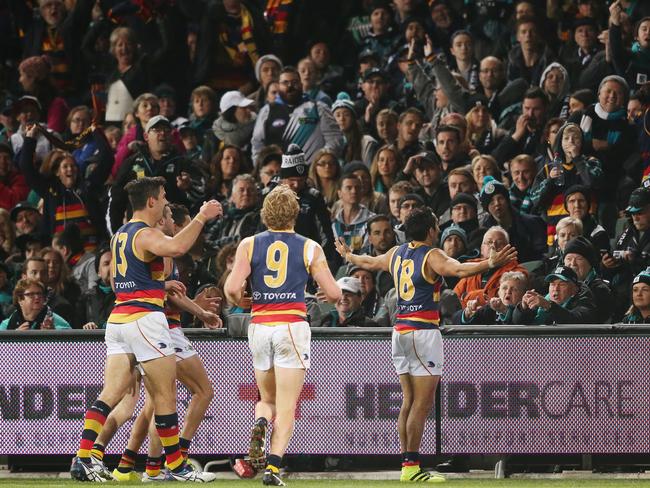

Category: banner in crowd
[0, 335, 648, 455]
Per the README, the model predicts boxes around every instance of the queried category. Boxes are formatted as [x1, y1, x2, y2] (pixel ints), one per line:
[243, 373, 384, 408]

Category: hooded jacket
[539, 62, 570, 119]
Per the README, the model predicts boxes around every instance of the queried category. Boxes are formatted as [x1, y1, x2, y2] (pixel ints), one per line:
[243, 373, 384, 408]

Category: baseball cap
[337, 277, 362, 295]
[10, 201, 39, 222]
[144, 115, 171, 133]
[363, 67, 389, 82]
[626, 187, 650, 214]
[545, 266, 579, 286]
[219, 91, 254, 113]
[13, 95, 42, 114]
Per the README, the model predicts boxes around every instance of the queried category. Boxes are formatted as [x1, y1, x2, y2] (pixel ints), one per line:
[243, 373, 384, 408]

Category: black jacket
[480, 210, 547, 262]
[77, 280, 115, 328]
[512, 285, 598, 325]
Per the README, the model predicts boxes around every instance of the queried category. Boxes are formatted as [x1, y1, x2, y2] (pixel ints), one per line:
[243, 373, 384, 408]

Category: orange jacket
[453, 258, 528, 309]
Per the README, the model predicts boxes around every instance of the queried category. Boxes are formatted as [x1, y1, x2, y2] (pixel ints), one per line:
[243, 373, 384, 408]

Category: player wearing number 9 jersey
[225, 185, 341, 486]
[335, 208, 517, 484]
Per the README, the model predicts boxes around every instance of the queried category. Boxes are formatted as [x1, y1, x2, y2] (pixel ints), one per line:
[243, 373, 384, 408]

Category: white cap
[219, 91, 254, 113]
[144, 115, 171, 133]
[337, 277, 362, 295]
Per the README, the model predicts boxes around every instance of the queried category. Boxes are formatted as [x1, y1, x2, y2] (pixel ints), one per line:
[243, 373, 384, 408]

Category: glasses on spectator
[280, 80, 301, 87]
[483, 239, 506, 247]
[316, 160, 337, 167]
[400, 202, 420, 210]
[22, 292, 44, 299]
[150, 127, 171, 134]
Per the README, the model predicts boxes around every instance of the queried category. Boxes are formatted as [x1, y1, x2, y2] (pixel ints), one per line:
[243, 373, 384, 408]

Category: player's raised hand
[195, 289, 222, 314]
[165, 280, 187, 296]
[199, 200, 223, 221]
[335, 237, 352, 261]
[488, 244, 517, 269]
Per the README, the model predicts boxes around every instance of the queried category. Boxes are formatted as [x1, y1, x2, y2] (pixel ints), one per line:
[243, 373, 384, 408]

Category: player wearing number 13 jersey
[71, 177, 223, 483]
[336, 208, 517, 484]
[225, 185, 341, 486]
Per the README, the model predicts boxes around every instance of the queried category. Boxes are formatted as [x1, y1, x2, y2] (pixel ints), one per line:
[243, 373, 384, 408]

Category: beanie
[479, 176, 509, 209]
[18, 56, 51, 82]
[332, 92, 356, 115]
[280, 144, 308, 178]
[563, 236, 598, 268]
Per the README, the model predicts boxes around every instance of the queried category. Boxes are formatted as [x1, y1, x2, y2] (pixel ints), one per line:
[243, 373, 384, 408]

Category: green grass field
[3, 480, 650, 487]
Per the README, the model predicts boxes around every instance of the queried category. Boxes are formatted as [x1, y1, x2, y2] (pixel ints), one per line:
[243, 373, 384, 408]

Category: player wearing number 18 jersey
[225, 185, 341, 486]
[336, 208, 517, 483]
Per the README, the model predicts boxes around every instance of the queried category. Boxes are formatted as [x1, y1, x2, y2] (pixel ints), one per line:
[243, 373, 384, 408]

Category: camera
[612, 250, 626, 260]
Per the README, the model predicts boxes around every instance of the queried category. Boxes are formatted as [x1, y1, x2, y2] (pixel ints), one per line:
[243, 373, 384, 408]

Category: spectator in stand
[563, 185, 610, 252]
[23, 253, 76, 325]
[466, 96, 506, 155]
[559, 17, 601, 84]
[446, 30, 480, 91]
[399, 151, 450, 217]
[370, 144, 402, 195]
[331, 173, 375, 252]
[622, 268, 650, 324]
[563, 236, 614, 322]
[332, 93, 375, 165]
[0, 210, 15, 263]
[539, 62, 571, 119]
[609, 1, 650, 89]
[492, 87, 549, 167]
[508, 154, 536, 214]
[249, 54, 282, 109]
[454, 226, 527, 308]
[568, 89, 596, 117]
[308, 148, 341, 210]
[19, 125, 113, 249]
[360, 215, 396, 296]
[350, 266, 389, 326]
[18, 55, 68, 133]
[339, 162, 388, 215]
[375, 108, 399, 147]
[206, 144, 250, 201]
[209, 90, 256, 159]
[0, 143, 28, 211]
[252, 66, 343, 164]
[480, 176, 547, 262]
[530, 123, 603, 247]
[470, 155, 501, 191]
[112, 93, 185, 176]
[440, 193, 480, 244]
[11, 202, 42, 238]
[253, 145, 282, 189]
[22, 0, 94, 96]
[64, 106, 95, 172]
[541, 216, 584, 279]
[360, 1, 400, 63]
[393, 193, 425, 243]
[110, 116, 199, 231]
[457, 271, 528, 325]
[10, 96, 53, 163]
[0, 278, 70, 330]
[355, 67, 399, 139]
[506, 16, 555, 85]
[188, 85, 218, 146]
[514, 265, 598, 325]
[204, 174, 260, 251]
[193, 0, 271, 93]
[51, 224, 98, 293]
[76, 244, 114, 330]
[436, 124, 470, 173]
[568, 75, 637, 232]
[440, 223, 473, 289]
[298, 57, 332, 106]
[387, 181, 413, 227]
[316, 277, 378, 327]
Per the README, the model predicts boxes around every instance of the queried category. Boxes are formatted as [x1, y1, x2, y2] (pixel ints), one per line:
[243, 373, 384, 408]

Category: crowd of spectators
[2, 0, 650, 330]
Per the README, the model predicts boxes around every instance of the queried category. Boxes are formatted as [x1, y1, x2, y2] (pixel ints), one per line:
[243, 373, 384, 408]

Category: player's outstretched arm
[224, 237, 253, 306]
[167, 293, 222, 329]
[429, 244, 518, 278]
[139, 200, 223, 258]
[310, 244, 342, 304]
[335, 237, 395, 272]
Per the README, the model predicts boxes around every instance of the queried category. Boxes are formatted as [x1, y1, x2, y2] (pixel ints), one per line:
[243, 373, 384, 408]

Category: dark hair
[56, 224, 84, 257]
[280, 66, 299, 77]
[366, 214, 391, 234]
[94, 242, 111, 274]
[169, 203, 190, 227]
[125, 176, 166, 211]
[22, 256, 45, 277]
[398, 107, 425, 124]
[404, 208, 439, 241]
[524, 87, 548, 106]
[338, 173, 360, 189]
[435, 124, 462, 141]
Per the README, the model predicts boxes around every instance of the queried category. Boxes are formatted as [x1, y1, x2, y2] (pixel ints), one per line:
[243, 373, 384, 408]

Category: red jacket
[0, 169, 29, 211]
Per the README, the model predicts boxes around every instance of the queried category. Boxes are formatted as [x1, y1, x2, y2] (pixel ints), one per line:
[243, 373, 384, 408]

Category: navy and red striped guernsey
[249, 230, 311, 325]
[108, 220, 166, 324]
[389, 242, 442, 333]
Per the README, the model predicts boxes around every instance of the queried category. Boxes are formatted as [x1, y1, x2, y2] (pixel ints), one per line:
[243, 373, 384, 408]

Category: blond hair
[261, 185, 300, 230]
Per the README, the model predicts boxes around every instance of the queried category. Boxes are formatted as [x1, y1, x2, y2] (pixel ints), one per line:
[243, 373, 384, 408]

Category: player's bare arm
[428, 244, 517, 278]
[335, 237, 396, 272]
[309, 243, 342, 303]
[224, 237, 253, 305]
[167, 293, 222, 329]
[138, 200, 223, 258]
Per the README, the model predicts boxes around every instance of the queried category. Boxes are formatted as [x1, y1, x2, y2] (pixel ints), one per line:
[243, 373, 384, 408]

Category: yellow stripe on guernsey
[108, 311, 153, 324]
[252, 308, 307, 316]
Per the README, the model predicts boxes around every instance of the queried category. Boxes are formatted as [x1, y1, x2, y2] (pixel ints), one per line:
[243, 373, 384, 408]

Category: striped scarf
[219, 5, 260, 67]
[265, 0, 293, 35]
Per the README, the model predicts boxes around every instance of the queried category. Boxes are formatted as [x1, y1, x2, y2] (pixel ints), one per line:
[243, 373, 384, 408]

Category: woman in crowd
[333, 93, 375, 165]
[308, 148, 341, 210]
[465, 97, 505, 154]
[253, 145, 282, 189]
[370, 144, 402, 195]
[0, 278, 70, 330]
[622, 269, 650, 324]
[207, 144, 250, 200]
[470, 154, 501, 191]
[18, 56, 68, 133]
